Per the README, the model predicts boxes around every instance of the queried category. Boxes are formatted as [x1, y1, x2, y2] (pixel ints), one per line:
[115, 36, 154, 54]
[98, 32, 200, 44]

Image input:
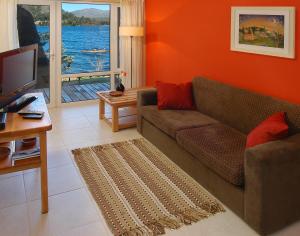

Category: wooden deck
[34, 81, 110, 103]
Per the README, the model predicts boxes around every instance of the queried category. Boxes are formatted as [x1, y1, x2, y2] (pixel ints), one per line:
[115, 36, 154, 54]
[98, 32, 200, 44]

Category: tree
[61, 46, 74, 73]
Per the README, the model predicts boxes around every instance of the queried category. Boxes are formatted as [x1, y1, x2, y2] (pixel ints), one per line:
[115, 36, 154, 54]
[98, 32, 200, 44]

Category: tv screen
[0, 44, 37, 109]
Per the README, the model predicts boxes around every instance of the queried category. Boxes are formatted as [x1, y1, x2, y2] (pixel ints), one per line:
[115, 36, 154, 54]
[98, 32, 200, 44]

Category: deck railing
[61, 71, 120, 83]
[60, 71, 120, 103]
[35, 71, 120, 104]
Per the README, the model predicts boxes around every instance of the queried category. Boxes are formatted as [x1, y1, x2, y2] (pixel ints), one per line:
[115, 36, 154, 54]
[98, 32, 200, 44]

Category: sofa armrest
[137, 89, 157, 133]
[244, 134, 300, 235]
[137, 89, 157, 107]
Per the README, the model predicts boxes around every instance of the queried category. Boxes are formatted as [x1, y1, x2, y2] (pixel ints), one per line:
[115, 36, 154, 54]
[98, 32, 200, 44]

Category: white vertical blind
[120, 0, 145, 88]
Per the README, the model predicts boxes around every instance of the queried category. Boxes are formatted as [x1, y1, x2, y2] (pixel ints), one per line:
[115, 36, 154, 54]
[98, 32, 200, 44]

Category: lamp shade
[119, 26, 144, 37]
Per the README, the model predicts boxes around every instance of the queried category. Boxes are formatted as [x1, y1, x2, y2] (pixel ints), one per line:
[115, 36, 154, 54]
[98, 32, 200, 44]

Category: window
[61, 3, 111, 75]
[17, 4, 52, 104]
[16, 1, 120, 105]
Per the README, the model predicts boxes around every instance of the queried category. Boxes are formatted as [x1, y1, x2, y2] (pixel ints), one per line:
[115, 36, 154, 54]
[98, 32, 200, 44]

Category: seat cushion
[176, 124, 247, 186]
[140, 105, 218, 138]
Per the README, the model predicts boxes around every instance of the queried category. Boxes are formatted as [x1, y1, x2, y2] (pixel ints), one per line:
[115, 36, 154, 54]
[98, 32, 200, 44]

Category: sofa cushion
[140, 105, 218, 138]
[156, 81, 195, 110]
[176, 124, 247, 186]
[246, 112, 289, 148]
[192, 77, 300, 134]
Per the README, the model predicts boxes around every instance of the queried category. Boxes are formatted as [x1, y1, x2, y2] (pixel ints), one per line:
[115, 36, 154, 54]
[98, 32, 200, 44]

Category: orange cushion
[246, 112, 289, 148]
[156, 81, 195, 110]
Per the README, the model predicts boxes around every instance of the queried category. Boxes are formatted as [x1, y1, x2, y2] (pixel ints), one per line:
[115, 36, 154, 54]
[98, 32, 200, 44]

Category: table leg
[112, 106, 119, 132]
[39, 132, 48, 213]
[99, 99, 105, 120]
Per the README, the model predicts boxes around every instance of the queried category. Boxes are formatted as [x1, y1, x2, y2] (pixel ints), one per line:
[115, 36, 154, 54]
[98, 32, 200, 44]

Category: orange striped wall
[145, 1, 300, 104]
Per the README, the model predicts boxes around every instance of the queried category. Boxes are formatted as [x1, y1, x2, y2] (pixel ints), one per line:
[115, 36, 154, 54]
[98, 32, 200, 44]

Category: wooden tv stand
[0, 93, 52, 213]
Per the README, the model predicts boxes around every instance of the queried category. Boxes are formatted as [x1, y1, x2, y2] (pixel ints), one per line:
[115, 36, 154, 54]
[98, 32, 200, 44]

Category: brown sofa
[137, 77, 300, 235]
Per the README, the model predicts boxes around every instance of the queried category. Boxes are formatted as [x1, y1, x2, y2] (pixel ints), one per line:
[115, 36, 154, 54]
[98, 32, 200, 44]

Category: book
[12, 147, 40, 165]
[12, 148, 40, 159]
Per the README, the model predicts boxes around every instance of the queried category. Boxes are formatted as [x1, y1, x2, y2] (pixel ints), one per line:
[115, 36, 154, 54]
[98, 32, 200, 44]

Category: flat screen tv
[0, 44, 38, 111]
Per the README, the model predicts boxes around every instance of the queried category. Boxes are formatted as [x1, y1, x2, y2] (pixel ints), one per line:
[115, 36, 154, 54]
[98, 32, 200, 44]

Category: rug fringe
[118, 207, 218, 236]
[120, 225, 152, 236]
[156, 216, 182, 230]
[71, 149, 79, 155]
[119, 215, 182, 236]
[200, 202, 226, 215]
[174, 207, 211, 225]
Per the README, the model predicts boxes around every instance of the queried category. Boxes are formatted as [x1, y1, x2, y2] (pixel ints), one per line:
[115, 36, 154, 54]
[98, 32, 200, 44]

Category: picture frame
[231, 7, 295, 59]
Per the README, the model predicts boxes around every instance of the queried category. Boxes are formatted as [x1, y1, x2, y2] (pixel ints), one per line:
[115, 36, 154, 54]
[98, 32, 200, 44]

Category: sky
[62, 3, 109, 12]
[240, 14, 284, 25]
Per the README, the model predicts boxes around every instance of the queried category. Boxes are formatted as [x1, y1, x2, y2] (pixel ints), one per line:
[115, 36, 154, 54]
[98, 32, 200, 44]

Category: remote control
[22, 113, 44, 119]
[18, 110, 44, 116]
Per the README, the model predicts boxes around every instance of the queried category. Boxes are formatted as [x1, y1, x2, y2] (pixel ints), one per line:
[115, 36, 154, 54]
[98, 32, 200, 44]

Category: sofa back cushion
[156, 81, 195, 110]
[192, 77, 300, 134]
[246, 112, 289, 148]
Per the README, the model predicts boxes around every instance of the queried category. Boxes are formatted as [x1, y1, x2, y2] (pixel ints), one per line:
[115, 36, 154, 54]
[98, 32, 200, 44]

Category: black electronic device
[0, 112, 7, 130]
[6, 95, 38, 112]
[22, 113, 44, 119]
[18, 109, 44, 116]
[0, 44, 38, 113]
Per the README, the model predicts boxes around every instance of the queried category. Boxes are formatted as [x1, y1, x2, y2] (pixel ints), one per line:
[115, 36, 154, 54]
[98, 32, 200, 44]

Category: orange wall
[146, 1, 300, 104]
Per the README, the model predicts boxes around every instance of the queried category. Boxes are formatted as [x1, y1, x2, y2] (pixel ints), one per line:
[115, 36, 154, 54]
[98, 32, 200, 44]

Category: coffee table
[97, 89, 139, 132]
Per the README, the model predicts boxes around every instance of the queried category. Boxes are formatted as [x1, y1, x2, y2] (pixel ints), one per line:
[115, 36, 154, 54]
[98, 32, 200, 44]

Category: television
[0, 44, 38, 112]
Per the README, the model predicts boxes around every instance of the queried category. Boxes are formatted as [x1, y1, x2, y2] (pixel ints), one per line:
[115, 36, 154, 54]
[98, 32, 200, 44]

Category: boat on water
[81, 48, 109, 53]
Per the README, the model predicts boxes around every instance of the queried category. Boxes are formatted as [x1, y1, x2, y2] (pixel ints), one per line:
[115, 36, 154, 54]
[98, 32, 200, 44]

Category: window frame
[17, 0, 57, 107]
[18, 0, 121, 106]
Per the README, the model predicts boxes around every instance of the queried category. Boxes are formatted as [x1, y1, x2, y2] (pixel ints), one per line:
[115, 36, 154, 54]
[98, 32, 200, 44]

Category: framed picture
[231, 7, 295, 58]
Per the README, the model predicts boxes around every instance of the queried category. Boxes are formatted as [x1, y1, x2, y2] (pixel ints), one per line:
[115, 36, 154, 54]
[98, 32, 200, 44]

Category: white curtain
[120, 0, 145, 88]
[0, 0, 19, 53]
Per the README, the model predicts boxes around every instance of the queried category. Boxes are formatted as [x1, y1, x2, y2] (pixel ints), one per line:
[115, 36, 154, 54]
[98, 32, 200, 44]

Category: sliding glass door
[59, 2, 111, 103]
[17, 0, 56, 106]
[58, 2, 120, 104]
[16, 0, 120, 106]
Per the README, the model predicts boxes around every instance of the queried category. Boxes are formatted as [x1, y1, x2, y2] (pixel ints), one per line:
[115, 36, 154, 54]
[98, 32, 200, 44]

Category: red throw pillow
[246, 112, 289, 148]
[156, 81, 195, 110]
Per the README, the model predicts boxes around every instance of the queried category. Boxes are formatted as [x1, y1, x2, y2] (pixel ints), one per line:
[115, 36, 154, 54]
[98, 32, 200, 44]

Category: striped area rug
[72, 138, 224, 236]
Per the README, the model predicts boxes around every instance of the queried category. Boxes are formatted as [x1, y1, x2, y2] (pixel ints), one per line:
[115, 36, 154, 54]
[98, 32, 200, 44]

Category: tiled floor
[0, 102, 299, 236]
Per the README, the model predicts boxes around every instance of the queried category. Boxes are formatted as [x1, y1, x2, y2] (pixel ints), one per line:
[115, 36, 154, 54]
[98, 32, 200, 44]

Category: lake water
[37, 25, 110, 74]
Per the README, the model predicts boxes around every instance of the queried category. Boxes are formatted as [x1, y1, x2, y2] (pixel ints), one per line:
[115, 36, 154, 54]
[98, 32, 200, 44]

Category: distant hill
[72, 8, 109, 20]
[19, 5, 110, 26]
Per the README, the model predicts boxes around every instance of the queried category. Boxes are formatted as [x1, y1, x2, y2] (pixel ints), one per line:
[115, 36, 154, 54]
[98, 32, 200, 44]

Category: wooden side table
[0, 93, 52, 213]
[97, 89, 139, 132]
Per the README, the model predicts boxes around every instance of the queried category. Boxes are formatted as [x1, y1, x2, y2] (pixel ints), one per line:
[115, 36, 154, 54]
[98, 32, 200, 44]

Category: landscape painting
[239, 14, 284, 48]
[231, 7, 295, 59]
